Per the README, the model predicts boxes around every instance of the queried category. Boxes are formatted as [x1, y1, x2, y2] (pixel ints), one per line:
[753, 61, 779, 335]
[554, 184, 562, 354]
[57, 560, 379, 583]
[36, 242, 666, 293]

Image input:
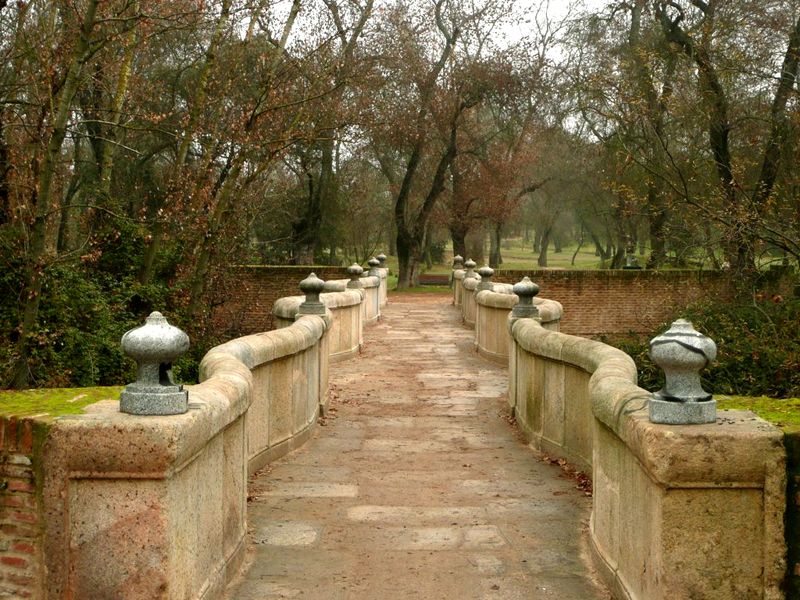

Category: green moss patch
[0, 386, 122, 419]
[716, 395, 800, 434]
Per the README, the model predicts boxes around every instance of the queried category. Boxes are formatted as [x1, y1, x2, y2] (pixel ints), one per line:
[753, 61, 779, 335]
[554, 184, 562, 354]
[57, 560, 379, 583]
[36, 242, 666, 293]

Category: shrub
[606, 299, 800, 399]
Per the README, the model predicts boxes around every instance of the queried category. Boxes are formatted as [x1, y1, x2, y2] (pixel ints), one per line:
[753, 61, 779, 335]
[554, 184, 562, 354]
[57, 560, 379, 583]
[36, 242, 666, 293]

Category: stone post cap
[649, 319, 718, 424]
[453, 255, 464, 269]
[120, 312, 189, 416]
[299, 272, 326, 315]
[347, 263, 364, 289]
[377, 253, 387, 269]
[477, 265, 494, 291]
[511, 277, 540, 319]
[464, 259, 477, 279]
[367, 257, 380, 277]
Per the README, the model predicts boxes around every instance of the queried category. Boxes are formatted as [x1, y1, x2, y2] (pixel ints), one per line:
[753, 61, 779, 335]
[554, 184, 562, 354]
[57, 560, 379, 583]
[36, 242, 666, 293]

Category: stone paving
[225, 294, 610, 599]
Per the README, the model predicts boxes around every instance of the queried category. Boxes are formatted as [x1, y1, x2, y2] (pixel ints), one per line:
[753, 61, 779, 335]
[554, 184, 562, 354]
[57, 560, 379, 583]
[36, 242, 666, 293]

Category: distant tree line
[1, 0, 798, 388]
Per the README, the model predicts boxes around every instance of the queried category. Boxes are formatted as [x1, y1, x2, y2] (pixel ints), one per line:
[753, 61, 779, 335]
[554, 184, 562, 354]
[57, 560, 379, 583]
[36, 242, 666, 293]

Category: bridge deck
[226, 294, 609, 599]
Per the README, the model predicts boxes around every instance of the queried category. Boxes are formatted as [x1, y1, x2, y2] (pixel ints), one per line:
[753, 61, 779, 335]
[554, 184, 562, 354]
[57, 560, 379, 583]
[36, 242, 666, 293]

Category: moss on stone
[0, 386, 122, 419]
[716, 395, 800, 434]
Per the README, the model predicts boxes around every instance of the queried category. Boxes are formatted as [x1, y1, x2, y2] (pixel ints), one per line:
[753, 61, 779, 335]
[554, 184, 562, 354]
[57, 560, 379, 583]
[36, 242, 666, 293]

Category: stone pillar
[453, 254, 464, 270]
[119, 312, 190, 416]
[377, 253, 388, 270]
[511, 277, 541, 321]
[649, 319, 717, 424]
[347, 263, 364, 289]
[299, 272, 326, 315]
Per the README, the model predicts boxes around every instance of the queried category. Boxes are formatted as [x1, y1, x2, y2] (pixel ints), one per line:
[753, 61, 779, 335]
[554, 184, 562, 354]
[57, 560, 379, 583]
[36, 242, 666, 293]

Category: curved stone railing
[453, 269, 465, 306]
[461, 276, 479, 326]
[474, 288, 561, 364]
[362, 275, 381, 325]
[505, 313, 786, 600]
[378, 268, 389, 307]
[15, 262, 395, 600]
[274, 290, 364, 363]
[200, 312, 331, 475]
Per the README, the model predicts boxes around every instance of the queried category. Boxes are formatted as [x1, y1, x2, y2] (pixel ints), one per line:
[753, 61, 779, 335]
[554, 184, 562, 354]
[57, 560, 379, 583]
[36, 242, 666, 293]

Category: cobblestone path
[225, 294, 610, 599]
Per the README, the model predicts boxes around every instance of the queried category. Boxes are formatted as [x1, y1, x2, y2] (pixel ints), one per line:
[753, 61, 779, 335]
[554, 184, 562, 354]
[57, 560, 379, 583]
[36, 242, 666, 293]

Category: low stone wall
[274, 290, 364, 363]
[506, 315, 787, 600]
[453, 270, 464, 306]
[362, 276, 381, 326]
[474, 289, 562, 365]
[461, 277, 479, 327]
[200, 313, 330, 476]
[2, 270, 384, 600]
[41, 370, 251, 599]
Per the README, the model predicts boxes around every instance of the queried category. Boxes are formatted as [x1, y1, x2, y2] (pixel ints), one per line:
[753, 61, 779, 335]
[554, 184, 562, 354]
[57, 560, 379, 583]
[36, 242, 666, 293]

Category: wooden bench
[419, 273, 451, 286]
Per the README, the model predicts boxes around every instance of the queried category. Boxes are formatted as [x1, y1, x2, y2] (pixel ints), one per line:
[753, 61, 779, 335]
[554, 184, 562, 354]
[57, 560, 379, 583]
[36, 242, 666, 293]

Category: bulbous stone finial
[511, 277, 541, 320]
[649, 319, 717, 424]
[299, 272, 326, 315]
[464, 259, 477, 279]
[377, 253, 387, 269]
[477, 265, 494, 291]
[120, 312, 190, 415]
[347, 263, 364, 289]
[367, 257, 380, 277]
[453, 255, 464, 269]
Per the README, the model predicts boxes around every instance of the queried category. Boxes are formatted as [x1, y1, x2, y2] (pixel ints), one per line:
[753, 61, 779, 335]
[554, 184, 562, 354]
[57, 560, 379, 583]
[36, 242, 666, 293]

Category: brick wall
[490, 269, 733, 337]
[212, 266, 350, 337]
[0, 418, 45, 600]
[217, 266, 794, 339]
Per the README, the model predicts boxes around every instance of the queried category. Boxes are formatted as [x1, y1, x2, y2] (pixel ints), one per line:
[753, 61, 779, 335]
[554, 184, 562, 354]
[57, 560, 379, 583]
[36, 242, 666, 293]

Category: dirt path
[225, 294, 610, 599]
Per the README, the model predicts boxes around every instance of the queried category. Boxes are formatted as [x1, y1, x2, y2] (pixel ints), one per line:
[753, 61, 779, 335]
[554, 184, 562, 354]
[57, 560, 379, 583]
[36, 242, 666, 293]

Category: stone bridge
[0, 261, 787, 600]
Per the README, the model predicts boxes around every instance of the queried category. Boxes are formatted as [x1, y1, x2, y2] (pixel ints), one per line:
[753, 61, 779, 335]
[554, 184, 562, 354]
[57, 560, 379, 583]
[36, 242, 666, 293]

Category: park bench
[419, 273, 451, 286]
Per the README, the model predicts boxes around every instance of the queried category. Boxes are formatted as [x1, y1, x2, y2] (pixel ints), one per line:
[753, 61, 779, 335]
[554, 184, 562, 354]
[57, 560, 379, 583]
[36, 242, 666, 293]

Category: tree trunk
[489, 222, 503, 268]
[396, 233, 422, 288]
[450, 224, 467, 260]
[424, 227, 433, 270]
[538, 227, 551, 267]
[533, 229, 542, 253]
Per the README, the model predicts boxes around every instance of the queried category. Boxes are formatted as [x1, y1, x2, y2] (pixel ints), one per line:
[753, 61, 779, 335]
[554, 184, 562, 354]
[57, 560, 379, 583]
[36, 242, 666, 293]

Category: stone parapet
[3, 269, 367, 600]
[505, 316, 787, 600]
[452, 270, 465, 306]
[41, 354, 253, 600]
[472, 288, 562, 365]
[461, 277, 479, 327]
[274, 289, 366, 363]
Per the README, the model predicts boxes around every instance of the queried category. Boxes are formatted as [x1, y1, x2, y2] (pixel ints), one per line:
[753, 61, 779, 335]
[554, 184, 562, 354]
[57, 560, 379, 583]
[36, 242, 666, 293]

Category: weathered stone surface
[509, 307, 786, 600]
[227, 295, 608, 600]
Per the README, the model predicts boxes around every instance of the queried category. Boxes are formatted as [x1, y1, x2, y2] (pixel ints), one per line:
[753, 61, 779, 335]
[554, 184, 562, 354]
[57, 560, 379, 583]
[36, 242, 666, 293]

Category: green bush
[606, 299, 800, 399]
[0, 262, 183, 388]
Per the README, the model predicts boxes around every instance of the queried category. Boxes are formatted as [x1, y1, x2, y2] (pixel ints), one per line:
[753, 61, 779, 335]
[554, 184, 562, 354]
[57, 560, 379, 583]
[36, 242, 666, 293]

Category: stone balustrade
[461, 276, 480, 327]
[452, 269, 465, 306]
[474, 288, 562, 364]
[274, 289, 364, 363]
[497, 291, 787, 600]
[3, 264, 389, 600]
